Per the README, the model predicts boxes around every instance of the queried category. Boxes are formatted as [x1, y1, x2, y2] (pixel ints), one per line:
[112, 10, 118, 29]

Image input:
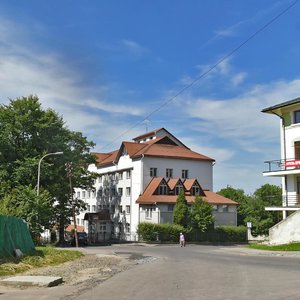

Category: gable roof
[133, 127, 189, 148]
[94, 134, 214, 167]
[167, 178, 184, 190]
[136, 177, 237, 206]
[262, 97, 300, 114]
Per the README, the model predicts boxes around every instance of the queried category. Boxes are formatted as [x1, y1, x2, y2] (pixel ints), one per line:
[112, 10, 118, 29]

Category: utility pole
[65, 162, 78, 248]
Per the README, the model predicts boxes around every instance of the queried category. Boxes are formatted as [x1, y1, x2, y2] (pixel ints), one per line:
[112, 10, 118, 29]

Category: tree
[217, 186, 251, 226]
[217, 184, 282, 236]
[190, 196, 214, 232]
[0, 96, 97, 243]
[173, 189, 189, 228]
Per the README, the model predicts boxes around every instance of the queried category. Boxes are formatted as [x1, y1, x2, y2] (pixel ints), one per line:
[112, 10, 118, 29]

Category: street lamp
[37, 152, 63, 196]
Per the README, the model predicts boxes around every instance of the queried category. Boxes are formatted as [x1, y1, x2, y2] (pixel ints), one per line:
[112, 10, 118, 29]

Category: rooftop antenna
[143, 119, 150, 133]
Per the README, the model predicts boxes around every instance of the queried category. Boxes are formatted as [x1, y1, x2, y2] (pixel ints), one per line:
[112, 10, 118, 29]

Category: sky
[1, 0, 300, 194]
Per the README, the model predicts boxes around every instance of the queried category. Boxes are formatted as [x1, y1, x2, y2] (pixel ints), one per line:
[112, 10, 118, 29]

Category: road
[2, 244, 300, 300]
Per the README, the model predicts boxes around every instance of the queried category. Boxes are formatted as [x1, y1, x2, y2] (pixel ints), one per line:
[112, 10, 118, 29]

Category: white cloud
[0, 17, 147, 150]
[182, 79, 300, 149]
[231, 72, 247, 86]
[121, 39, 148, 57]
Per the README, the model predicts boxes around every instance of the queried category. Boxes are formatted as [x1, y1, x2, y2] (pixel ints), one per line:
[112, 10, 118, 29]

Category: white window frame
[150, 167, 157, 177]
[166, 168, 173, 178]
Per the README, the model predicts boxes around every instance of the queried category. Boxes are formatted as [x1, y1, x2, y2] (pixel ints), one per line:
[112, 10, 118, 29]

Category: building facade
[74, 128, 237, 242]
[262, 97, 300, 218]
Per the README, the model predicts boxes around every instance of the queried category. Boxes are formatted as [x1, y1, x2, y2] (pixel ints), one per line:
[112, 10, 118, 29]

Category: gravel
[21, 253, 134, 298]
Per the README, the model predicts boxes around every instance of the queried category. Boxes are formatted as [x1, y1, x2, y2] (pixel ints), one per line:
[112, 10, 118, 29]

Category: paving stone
[0, 276, 63, 287]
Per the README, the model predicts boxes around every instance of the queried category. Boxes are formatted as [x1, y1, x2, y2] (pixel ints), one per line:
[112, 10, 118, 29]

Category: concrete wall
[269, 210, 300, 245]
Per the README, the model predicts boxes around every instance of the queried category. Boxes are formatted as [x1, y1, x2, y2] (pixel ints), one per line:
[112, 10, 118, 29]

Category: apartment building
[74, 128, 237, 242]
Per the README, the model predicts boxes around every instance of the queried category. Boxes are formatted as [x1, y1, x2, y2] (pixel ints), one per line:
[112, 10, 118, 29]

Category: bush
[213, 226, 247, 243]
[137, 223, 185, 242]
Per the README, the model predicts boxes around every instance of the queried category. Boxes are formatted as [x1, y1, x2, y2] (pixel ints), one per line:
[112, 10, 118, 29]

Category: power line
[101, 0, 299, 150]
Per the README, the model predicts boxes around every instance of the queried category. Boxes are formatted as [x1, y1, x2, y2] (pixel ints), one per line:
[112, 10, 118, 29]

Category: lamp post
[37, 151, 63, 196]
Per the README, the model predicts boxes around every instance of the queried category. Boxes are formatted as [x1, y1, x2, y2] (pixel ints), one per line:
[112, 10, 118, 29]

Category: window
[87, 205, 90, 212]
[158, 183, 168, 195]
[175, 184, 183, 195]
[192, 186, 200, 196]
[212, 205, 218, 212]
[126, 223, 130, 233]
[294, 110, 300, 124]
[182, 169, 189, 179]
[76, 218, 80, 225]
[118, 172, 123, 180]
[126, 187, 131, 196]
[119, 205, 123, 213]
[167, 204, 174, 212]
[222, 205, 229, 212]
[166, 168, 173, 178]
[92, 190, 96, 198]
[111, 188, 116, 196]
[98, 176, 102, 183]
[295, 141, 300, 159]
[77, 191, 80, 198]
[126, 170, 131, 179]
[81, 219, 85, 226]
[145, 208, 153, 219]
[150, 167, 157, 177]
[87, 190, 91, 198]
[99, 222, 106, 232]
[118, 188, 123, 196]
[82, 191, 86, 198]
[126, 205, 131, 214]
[92, 205, 96, 212]
[98, 188, 103, 197]
[111, 205, 115, 214]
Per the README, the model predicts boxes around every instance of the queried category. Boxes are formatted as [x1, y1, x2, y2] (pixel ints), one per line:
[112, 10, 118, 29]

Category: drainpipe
[271, 112, 288, 219]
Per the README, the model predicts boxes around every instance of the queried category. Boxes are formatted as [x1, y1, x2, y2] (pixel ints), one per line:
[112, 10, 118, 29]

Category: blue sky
[1, 0, 300, 193]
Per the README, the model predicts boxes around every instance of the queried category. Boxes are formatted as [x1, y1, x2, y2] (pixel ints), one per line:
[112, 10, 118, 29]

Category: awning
[84, 210, 111, 221]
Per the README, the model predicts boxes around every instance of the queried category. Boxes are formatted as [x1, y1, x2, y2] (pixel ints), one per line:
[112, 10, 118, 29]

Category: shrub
[137, 223, 185, 242]
[213, 226, 247, 242]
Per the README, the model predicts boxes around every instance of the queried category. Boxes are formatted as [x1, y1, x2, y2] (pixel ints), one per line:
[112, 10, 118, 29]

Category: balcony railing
[264, 158, 300, 173]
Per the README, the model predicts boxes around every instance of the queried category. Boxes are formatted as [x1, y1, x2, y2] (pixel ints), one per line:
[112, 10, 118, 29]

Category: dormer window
[192, 185, 200, 196]
[158, 183, 168, 195]
[122, 148, 128, 156]
[175, 184, 183, 195]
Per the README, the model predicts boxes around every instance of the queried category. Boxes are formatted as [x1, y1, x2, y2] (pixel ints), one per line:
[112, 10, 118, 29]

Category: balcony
[263, 158, 300, 177]
[264, 194, 300, 209]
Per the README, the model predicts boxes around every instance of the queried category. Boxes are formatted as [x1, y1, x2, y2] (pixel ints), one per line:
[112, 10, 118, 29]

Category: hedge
[137, 223, 247, 243]
[137, 223, 185, 242]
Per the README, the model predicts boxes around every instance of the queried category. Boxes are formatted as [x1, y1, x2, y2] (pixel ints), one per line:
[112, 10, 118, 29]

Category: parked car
[71, 232, 88, 246]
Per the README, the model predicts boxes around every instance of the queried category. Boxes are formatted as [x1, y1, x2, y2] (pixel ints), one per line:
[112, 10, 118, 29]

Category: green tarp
[0, 215, 35, 258]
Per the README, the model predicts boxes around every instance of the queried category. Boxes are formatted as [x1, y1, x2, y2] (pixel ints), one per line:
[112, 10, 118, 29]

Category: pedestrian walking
[179, 232, 185, 247]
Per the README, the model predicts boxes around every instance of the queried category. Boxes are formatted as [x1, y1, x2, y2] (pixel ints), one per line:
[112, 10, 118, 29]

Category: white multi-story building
[262, 98, 300, 244]
[263, 98, 300, 217]
[74, 128, 237, 242]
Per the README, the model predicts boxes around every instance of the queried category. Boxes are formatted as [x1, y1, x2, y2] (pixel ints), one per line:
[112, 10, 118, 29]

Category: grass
[0, 246, 83, 276]
[248, 242, 300, 251]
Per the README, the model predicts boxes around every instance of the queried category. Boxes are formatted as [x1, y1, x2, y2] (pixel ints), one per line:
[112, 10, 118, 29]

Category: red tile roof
[136, 177, 237, 206]
[93, 132, 214, 167]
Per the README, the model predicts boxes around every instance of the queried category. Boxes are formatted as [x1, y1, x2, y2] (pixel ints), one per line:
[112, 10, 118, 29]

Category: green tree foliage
[173, 189, 189, 228]
[190, 196, 214, 232]
[217, 186, 251, 225]
[218, 184, 282, 236]
[0, 96, 96, 243]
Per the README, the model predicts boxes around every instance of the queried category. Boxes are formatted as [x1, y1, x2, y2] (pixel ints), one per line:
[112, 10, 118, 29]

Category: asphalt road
[2, 244, 300, 300]
[76, 244, 300, 300]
